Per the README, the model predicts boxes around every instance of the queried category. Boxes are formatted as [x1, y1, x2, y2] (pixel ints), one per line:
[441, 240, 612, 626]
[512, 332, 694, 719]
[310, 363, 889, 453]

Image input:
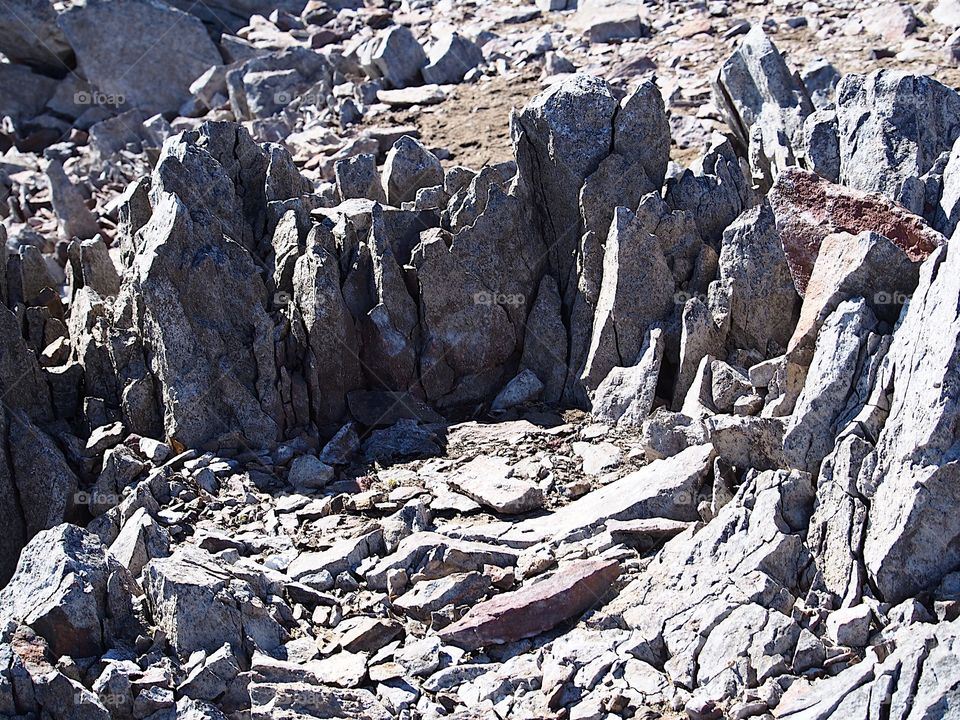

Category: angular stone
[422, 33, 484, 85]
[714, 27, 813, 186]
[381, 136, 444, 207]
[492, 369, 544, 411]
[591, 326, 664, 427]
[836, 70, 960, 215]
[370, 26, 427, 89]
[394, 572, 492, 621]
[0, 525, 135, 658]
[439, 558, 620, 649]
[712, 203, 799, 356]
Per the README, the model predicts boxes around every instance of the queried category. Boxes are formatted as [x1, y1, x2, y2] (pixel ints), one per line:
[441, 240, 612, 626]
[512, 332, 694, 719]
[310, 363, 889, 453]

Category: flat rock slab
[439, 558, 621, 649]
[501, 443, 715, 545]
[377, 85, 447, 107]
[446, 455, 544, 514]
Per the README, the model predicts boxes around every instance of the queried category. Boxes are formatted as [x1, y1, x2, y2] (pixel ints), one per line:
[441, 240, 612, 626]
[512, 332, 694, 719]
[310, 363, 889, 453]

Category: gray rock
[591, 326, 664, 427]
[712, 203, 799, 357]
[248, 682, 391, 719]
[602, 469, 814, 690]
[836, 70, 960, 215]
[46, 160, 100, 242]
[58, 0, 223, 115]
[144, 546, 283, 656]
[226, 48, 332, 121]
[0, 0, 72, 72]
[0, 61, 59, 125]
[863, 242, 960, 602]
[370, 26, 427, 89]
[783, 299, 879, 475]
[394, 571, 492, 621]
[714, 27, 814, 186]
[288, 455, 335, 491]
[492, 369, 544, 411]
[502, 443, 715, 545]
[335, 153, 386, 203]
[447, 455, 544, 515]
[799, 109, 840, 183]
[801, 59, 841, 110]
[381, 136, 444, 207]
[0, 524, 137, 658]
[521, 275, 568, 404]
[580, 206, 675, 391]
[422, 33, 484, 85]
[179, 644, 240, 701]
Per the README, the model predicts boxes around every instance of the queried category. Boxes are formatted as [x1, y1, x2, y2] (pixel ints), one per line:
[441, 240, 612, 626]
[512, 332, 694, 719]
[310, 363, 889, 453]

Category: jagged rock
[440, 558, 620, 649]
[512, 74, 618, 309]
[502, 443, 714, 545]
[394, 571, 492, 621]
[836, 70, 960, 215]
[422, 33, 484, 85]
[591, 326, 663, 427]
[179, 644, 241, 701]
[800, 109, 841, 182]
[79, 237, 122, 298]
[603, 469, 814, 691]
[0, 1, 72, 72]
[248, 682, 391, 719]
[144, 546, 284, 656]
[335, 153, 386, 203]
[862, 242, 960, 602]
[774, 619, 960, 719]
[711, 203, 799, 356]
[714, 27, 814, 186]
[381, 136, 443, 207]
[58, 0, 222, 115]
[6, 625, 112, 720]
[665, 135, 752, 246]
[46, 160, 100, 242]
[369, 26, 427, 89]
[0, 525, 137, 657]
[0, 62, 59, 125]
[288, 455, 335, 491]
[768, 168, 943, 295]
[580, 206, 674, 390]
[520, 275, 567, 404]
[226, 48, 332, 121]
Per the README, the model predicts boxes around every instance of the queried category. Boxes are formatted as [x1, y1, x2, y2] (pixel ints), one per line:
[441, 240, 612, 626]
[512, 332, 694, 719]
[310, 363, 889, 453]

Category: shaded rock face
[58, 0, 223, 115]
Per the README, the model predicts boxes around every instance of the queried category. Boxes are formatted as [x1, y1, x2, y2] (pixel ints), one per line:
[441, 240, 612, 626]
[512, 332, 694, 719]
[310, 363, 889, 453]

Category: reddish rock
[768, 168, 944, 296]
[438, 558, 621, 649]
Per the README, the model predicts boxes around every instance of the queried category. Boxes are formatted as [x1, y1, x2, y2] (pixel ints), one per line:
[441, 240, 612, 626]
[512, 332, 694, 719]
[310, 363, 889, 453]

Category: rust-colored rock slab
[438, 558, 621, 649]
[768, 167, 944, 296]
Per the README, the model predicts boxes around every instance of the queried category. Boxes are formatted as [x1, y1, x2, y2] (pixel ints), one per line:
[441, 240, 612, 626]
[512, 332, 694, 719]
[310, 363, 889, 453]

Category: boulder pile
[2, 0, 960, 718]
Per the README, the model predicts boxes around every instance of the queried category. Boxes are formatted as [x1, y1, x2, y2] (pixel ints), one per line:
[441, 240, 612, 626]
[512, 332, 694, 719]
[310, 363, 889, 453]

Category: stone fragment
[440, 558, 620, 649]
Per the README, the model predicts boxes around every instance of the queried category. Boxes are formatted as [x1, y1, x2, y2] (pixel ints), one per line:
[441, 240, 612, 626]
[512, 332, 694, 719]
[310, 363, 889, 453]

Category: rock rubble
[2, 0, 960, 719]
